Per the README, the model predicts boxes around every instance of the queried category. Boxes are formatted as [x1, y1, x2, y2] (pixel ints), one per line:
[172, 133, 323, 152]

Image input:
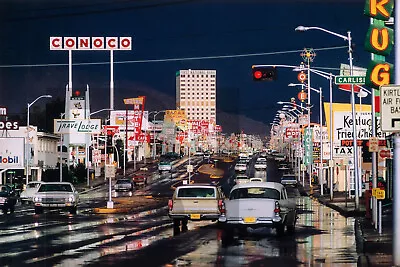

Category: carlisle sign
[50, 37, 132, 50]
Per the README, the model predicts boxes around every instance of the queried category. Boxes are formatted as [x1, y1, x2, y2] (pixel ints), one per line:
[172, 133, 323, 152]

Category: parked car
[0, 185, 18, 214]
[114, 179, 134, 192]
[280, 174, 298, 187]
[168, 184, 226, 234]
[33, 182, 79, 215]
[20, 181, 43, 204]
[219, 182, 297, 242]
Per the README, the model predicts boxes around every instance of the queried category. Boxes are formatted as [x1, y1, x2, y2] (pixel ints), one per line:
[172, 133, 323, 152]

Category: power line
[0, 45, 347, 69]
[1, 0, 198, 22]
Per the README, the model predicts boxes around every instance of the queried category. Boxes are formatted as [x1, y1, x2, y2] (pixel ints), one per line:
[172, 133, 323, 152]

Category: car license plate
[243, 217, 256, 223]
[190, 214, 201, 220]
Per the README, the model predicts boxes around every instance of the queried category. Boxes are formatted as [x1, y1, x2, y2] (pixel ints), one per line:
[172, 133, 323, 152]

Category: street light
[59, 113, 65, 182]
[295, 25, 360, 209]
[26, 94, 52, 185]
[292, 68, 336, 200]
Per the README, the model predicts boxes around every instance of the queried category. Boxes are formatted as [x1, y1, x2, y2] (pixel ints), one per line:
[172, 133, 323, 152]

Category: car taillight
[218, 199, 225, 213]
[274, 201, 280, 214]
[168, 199, 173, 211]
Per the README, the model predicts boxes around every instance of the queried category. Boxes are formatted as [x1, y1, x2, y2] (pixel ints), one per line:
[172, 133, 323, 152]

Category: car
[195, 151, 204, 156]
[219, 182, 297, 241]
[254, 157, 267, 170]
[235, 175, 250, 185]
[168, 184, 226, 234]
[162, 152, 182, 160]
[114, 179, 134, 192]
[20, 181, 43, 204]
[0, 185, 18, 214]
[158, 161, 172, 174]
[132, 174, 148, 187]
[280, 174, 298, 186]
[203, 152, 212, 161]
[249, 177, 263, 182]
[33, 182, 79, 215]
[234, 163, 247, 173]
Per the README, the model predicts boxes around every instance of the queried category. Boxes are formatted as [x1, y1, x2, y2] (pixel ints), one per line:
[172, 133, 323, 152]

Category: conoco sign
[50, 37, 132, 50]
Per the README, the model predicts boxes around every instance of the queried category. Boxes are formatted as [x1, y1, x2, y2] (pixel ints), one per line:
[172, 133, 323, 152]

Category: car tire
[276, 224, 285, 236]
[181, 218, 188, 232]
[34, 207, 43, 214]
[173, 219, 181, 235]
[221, 226, 234, 247]
[287, 224, 295, 235]
[69, 206, 77, 215]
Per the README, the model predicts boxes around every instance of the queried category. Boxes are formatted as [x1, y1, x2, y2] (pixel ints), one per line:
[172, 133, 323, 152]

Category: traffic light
[252, 66, 277, 81]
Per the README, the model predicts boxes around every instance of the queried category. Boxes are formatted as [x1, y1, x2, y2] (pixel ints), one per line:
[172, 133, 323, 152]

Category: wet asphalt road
[0, 156, 360, 266]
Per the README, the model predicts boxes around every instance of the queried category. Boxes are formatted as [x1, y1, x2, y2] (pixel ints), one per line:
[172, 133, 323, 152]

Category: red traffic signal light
[252, 66, 277, 81]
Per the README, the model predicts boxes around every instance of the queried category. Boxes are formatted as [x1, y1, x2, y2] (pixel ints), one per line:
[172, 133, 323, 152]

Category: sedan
[20, 181, 42, 204]
[115, 179, 134, 192]
[33, 182, 79, 214]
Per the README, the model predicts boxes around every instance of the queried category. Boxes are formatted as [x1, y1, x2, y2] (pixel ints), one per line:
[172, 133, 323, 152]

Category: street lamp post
[26, 95, 52, 185]
[295, 25, 360, 208]
[60, 113, 65, 182]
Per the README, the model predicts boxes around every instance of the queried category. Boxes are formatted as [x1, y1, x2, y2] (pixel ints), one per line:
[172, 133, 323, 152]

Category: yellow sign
[372, 187, 379, 197]
[164, 110, 187, 130]
[376, 189, 385, 200]
[123, 97, 144, 105]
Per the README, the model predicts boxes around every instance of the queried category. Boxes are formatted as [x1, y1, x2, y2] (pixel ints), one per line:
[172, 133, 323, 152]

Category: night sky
[0, 0, 387, 132]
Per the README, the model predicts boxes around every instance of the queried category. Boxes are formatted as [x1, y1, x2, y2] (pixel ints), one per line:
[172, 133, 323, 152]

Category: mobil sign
[0, 137, 24, 168]
[285, 127, 300, 139]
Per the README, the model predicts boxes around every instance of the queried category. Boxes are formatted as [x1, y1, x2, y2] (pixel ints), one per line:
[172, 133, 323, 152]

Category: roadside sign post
[105, 164, 115, 209]
[380, 85, 400, 257]
[375, 189, 385, 234]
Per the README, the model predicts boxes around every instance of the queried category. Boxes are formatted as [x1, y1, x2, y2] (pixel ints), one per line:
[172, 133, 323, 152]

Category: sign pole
[394, 5, 400, 264]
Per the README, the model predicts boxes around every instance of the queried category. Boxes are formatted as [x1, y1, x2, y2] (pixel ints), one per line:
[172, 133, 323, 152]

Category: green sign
[334, 76, 366, 85]
[303, 128, 313, 166]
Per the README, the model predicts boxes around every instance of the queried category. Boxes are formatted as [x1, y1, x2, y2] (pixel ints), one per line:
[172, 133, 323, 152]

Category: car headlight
[67, 196, 75, 202]
[33, 196, 41, 202]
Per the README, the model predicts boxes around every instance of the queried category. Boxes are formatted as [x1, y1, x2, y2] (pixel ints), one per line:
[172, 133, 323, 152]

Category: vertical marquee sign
[364, 0, 394, 89]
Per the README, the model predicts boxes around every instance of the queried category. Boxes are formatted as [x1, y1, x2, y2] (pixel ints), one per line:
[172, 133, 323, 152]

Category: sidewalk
[298, 180, 393, 266]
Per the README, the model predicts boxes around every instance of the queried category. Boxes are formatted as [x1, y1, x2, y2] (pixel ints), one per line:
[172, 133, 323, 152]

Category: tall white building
[176, 69, 217, 122]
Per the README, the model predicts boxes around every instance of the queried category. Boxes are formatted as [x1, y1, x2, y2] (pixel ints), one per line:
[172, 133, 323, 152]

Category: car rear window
[230, 187, 280, 200]
[177, 187, 216, 198]
[116, 179, 131, 184]
[282, 176, 296, 180]
[27, 183, 41, 189]
[38, 184, 73, 192]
